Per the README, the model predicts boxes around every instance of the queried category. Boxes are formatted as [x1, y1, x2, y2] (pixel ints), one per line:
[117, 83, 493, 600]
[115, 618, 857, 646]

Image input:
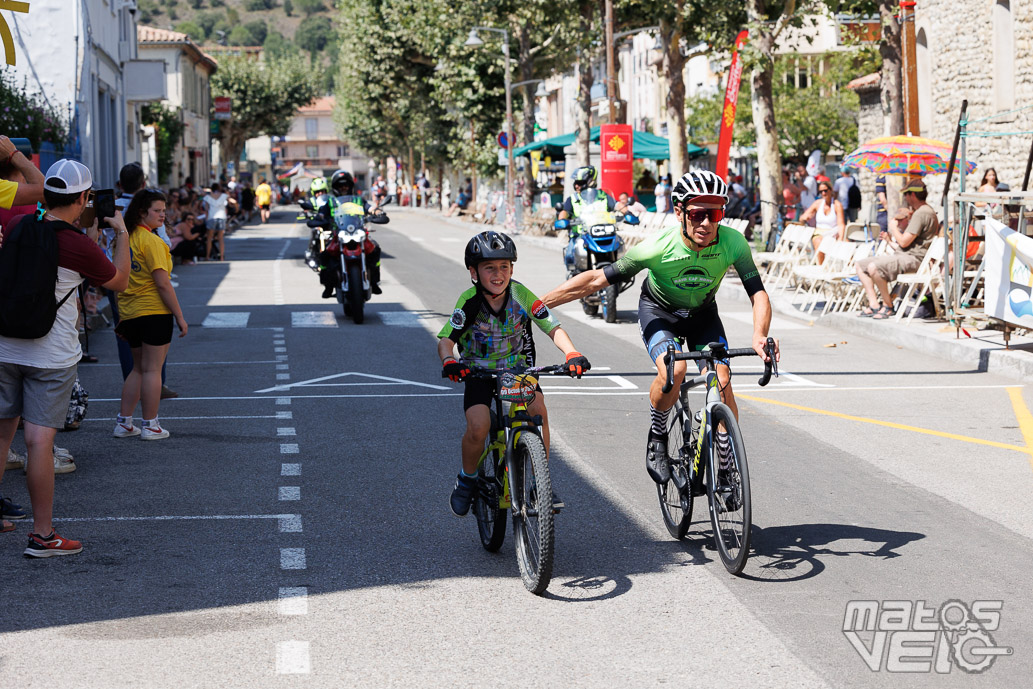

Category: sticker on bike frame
[499, 373, 538, 404]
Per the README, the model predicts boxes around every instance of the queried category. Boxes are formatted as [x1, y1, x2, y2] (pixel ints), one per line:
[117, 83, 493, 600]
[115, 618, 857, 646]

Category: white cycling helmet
[671, 169, 728, 208]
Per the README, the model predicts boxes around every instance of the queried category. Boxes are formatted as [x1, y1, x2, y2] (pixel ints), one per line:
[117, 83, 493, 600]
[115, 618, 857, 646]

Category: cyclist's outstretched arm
[749, 290, 779, 362]
[542, 269, 609, 308]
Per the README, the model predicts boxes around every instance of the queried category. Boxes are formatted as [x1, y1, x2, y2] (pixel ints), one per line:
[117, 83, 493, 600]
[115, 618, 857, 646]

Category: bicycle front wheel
[510, 432, 554, 595]
[474, 447, 507, 552]
[656, 400, 693, 539]
[707, 403, 752, 575]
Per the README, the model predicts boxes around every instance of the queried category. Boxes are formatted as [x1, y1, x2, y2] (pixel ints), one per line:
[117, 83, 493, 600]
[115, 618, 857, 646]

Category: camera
[93, 188, 116, 228]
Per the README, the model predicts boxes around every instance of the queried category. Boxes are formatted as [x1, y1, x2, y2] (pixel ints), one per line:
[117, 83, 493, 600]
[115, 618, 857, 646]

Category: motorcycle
[306, 196, 389, 324]
[299, 197, 331, 269]
[555, 194, 640, 323]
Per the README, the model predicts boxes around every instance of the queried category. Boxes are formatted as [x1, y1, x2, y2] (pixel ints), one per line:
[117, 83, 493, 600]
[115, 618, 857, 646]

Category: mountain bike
[657, 338, 777, 574]
[444, 364, 572, 595]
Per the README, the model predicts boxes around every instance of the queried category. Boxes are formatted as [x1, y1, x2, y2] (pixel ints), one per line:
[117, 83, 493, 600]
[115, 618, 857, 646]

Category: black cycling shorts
[638, 294, 728, 369]
[116, 314, 174, 348]
[463, 377, 542, 412]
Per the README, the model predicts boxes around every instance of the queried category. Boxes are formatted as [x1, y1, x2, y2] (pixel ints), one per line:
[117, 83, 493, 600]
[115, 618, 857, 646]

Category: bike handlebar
[440, 364, 570, 380]
[661, 338, 778, 394]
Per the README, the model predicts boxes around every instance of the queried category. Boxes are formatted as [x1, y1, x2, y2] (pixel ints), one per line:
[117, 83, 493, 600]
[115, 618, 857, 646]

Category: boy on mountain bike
[437, 231, 592, 517]
[541, 170, 779, 488]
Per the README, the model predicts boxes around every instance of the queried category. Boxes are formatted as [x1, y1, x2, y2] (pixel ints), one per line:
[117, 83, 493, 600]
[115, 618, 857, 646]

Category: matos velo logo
[843, 599, 1012, 673]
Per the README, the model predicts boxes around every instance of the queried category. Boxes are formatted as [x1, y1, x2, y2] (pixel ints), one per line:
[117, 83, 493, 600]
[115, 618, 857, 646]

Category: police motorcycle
[300, 178, 331, 269]
[306, 195, 388, 324]
[554, 188, 640, 323]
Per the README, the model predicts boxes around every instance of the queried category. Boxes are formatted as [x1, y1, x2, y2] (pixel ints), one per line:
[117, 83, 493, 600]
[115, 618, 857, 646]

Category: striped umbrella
[842, 135, 977, 176]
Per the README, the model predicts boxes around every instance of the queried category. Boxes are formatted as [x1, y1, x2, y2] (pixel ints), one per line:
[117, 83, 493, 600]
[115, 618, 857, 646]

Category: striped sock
[649, 404, 671, 438]
[717, 431, 731, 468]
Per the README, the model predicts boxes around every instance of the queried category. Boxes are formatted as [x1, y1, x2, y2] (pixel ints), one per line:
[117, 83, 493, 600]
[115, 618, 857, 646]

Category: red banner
[715, 30, 748, 182]
[599, 124, 634, 200]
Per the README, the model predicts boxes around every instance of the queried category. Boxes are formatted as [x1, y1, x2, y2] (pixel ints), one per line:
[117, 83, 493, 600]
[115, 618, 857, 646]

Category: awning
[514, 126, 707, 161]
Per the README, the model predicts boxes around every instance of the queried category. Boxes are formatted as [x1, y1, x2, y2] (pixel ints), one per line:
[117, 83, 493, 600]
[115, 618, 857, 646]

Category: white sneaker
[141, 423, 169, 441]
[113, 420, 141, 438]
[53, 453, 76, 474]
[53, 445, 73, 460]
[5, 449, 25, 470]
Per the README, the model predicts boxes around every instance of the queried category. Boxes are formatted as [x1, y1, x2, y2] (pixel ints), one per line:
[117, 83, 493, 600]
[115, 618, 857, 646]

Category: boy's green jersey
[437, 280, 560, 370]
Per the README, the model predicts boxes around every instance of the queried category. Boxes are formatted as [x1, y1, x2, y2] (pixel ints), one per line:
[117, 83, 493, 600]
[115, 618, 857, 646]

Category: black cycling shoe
[645, 432, 671, 484]
[321, 284, 334, 299]
[371, 283, 382, 295]
[449, 473, 478, 517]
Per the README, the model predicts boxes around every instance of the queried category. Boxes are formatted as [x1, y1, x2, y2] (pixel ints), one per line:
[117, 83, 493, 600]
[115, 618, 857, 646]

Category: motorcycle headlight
[590, 224, 615, 236]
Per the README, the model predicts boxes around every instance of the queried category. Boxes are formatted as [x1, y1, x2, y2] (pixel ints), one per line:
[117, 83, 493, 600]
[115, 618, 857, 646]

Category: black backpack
[847, 179, 862, 209]
[0, 216, 77, 339]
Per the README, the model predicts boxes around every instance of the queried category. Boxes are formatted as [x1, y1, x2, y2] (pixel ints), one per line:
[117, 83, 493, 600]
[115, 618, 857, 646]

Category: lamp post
[465, 27, 515, 230]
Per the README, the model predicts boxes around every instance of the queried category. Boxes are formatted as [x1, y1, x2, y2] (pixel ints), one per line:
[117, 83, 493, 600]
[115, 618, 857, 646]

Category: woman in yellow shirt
[113, 189, 188, 441]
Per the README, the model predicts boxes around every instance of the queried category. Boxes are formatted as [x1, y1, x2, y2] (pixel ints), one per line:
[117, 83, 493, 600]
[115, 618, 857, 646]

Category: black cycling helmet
[331, 170, 355, 195]
[464, 231, 517, 268]
[572, 166, 597, 189]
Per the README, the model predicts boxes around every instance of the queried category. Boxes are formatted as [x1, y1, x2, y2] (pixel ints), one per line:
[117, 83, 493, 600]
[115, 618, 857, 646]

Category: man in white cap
[0, 159, 131, 556]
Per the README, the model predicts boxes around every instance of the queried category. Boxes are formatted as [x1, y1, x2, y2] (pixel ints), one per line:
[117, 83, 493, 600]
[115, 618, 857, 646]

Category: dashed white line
[279, 486, 301, 501]
[276, 641, 310, 674]
[276, 355, 289, 362]
[276, 398, 291, 405]
[202, 312, 251, 328]
[280, 548, 306, 569]
[281, 463, 301, 476]
[280, 443, 300, 454]
[278, 515, 302, 533]
[275, 347, 287, 353]
[277, 427, 296, 437]
[276, 373, 290, 380]
[278, 587, 308, 616]
[276, 411, 293, 419]
[276, 364, 290, 371]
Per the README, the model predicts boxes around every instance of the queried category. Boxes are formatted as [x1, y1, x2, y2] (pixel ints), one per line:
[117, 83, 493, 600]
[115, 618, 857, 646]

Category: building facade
[137, 26, 218, 187]
[277, 96, 369, 188]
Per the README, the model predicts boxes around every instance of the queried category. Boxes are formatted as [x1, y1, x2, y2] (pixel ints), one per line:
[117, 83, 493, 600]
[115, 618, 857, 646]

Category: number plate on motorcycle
[499, 373, 538, 403]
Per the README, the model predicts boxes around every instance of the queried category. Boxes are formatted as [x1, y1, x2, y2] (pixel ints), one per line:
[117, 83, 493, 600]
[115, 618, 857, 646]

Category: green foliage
[226, 6, 239, 23]
[245, 19, 268, 44]
[210, 0, 224, 6]
[189, 0, 204, 9]
[264, 29, 299, 59]
[685, 89, 754, 147]
[175, 20, 205, 42]
[137, 0, 159, 22]
[283, 0, 292, 15]
[228, 25, 255, 45]
[210, 54, 319, 171]
[295, 15, 332, 53]
[141, 103, 186, 185]
[196, 11, 220, 38]
[293, 0, 323, 15]
[0, 69, 69, 150]
[244, 0, 277, 10]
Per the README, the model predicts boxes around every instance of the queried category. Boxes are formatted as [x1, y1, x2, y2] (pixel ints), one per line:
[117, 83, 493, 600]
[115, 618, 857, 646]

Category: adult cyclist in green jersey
[542, 169, 779, 487]
[559, 166, 616, 273]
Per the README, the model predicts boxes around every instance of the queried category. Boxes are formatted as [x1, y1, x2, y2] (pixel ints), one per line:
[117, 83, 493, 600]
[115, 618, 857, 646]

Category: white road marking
[56, 513, 297, 522]
[410, 236, 426, 243]
[280, 548, 306, 569]
[277, 427, 296, 436]
[254, 371, 450, 393]
[722, 311, 809, 330]
[276, 641, 310, 674]
[90, 360, 280, 367]
[273, 327, 284, 332]
[280, 443, 300, 454]
[539, 375, 638, 391]
[379, 311, 426, 327]
[276, 411, 293, 419]
[291, 311, 338, 328]
[276, 398, 291, 405]
[82, 415, 285, 422]
[276, 355, 289, 362]
[202, 312, 250, 328]
[279, 515, 302, 532]
[275, 347, 287, 353]
[276, 373, 290, 380]
[276, 364, 289, 371]
[279, 486, 301, 501]
[278, 587, 308, 616]
[281, 463, 301, 476]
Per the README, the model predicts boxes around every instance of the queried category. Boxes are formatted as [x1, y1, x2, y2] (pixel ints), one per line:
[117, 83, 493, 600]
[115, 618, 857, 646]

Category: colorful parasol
[842, 135, 977, 176]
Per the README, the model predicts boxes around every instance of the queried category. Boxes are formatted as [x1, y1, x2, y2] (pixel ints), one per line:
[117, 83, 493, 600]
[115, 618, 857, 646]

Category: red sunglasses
[685, 208, 725, 224]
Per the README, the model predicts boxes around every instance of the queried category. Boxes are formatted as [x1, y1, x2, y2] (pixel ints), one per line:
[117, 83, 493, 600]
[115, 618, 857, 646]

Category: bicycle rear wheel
[707, 404, 752, 575]
[511, 432, 554, 594]
[474, 447, 507, 552]
[656, 400, 693, 539]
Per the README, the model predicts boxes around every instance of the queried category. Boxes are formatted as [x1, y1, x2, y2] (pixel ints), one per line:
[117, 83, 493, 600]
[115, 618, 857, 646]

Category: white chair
[761, 224, 812, 291]
[893, 236, 947, 323]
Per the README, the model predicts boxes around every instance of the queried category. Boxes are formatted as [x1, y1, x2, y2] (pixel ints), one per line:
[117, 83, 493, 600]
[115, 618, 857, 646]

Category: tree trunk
[575, 56, 593, 167]
[878, 0, 905, 138]
[661, 9, 687, 179]
[518, 26, 536, 210]
[749, 31, 782, 240]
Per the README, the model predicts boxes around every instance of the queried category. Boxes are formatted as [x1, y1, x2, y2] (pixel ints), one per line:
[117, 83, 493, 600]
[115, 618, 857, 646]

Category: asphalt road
[0, 205, 1030, 687]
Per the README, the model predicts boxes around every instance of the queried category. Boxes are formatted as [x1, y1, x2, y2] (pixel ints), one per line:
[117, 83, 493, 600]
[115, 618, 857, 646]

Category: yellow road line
[738, 393, 1028, 454]
[1006, 387, 1033, 471]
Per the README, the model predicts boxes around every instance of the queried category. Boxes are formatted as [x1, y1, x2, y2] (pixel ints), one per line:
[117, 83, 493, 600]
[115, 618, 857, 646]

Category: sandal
[1, 519, 14, 533]
[859, 305, 877, 317]
[872, 304, 896, 320]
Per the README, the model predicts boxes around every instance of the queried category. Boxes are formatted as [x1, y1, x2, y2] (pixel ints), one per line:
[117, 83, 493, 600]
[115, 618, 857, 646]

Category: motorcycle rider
[558, 166, 616, 274]
[314, 170, 384, 298]
[309, 177, 330, 211]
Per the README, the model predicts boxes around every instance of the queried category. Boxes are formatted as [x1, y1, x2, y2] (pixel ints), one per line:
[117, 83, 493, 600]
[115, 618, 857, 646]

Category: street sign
[214, 96, 232, 121]
[497, 150, 509, 167]
[497, 132, 510, 148]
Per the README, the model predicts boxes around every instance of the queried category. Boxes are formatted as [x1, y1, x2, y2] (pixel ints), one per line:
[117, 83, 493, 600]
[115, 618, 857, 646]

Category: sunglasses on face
[819, 187, 832, 193]
[685, 208, 725, 224]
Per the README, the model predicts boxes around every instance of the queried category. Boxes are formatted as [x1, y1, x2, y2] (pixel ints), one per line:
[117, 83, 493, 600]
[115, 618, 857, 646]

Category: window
[306, 145, 318, 158]
[993, 0, 1015, 110]
[305, 117, 318, 140]
[336, 144, 349, 157]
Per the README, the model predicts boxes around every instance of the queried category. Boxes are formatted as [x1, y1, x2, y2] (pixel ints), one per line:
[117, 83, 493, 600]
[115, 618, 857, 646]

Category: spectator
[615, 191, 646, 218]
[781, 168, 803, 220]
[170, 212, 202, 264]
[113, 189, 188, 441]
[0, 159, 130, 553]
[0, 136, 45, 228]
[978, 168, 999, 194]
[800, 179, 845, 264]
[855, 177, 939, 319]
[727, 174, 748, 218]
[874, 174, 888, 234]
[203, 182, 230, 261]
[797, 163, 817, 210]
[418, 172, 431, 207]
[227, 175, 238, 193]
[372, 175, 387, 206]
[445, 181, 472, 217]
[834, 167, 859, 222]
[240, 183, 255, 223]
[116, 163, 170, 246]
[255, 177, 273, 223]
[654, 174, 670, 213]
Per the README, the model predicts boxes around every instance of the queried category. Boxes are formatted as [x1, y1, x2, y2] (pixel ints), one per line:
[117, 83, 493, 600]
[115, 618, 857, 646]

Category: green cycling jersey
[603, 222, 764, 312]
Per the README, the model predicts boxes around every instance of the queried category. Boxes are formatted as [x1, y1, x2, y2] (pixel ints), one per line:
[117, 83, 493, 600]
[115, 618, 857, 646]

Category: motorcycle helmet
[464, 231, 517, 268]
[671, 169, 728, 208]
[310, 177, 328, 194]
[331, 170, 355, 195]
[571, 166, 597, 190]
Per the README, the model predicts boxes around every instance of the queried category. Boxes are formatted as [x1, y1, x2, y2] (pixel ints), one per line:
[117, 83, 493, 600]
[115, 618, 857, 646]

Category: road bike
[657, 338, 777, 574]
[443, 364, 572, 594]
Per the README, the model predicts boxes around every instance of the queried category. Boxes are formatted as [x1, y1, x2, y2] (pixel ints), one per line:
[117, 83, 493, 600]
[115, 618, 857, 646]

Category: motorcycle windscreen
[333, 212, 366, 233]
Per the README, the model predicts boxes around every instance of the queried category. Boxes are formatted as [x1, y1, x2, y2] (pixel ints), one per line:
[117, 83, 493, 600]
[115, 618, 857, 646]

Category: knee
[465, 419, 489, 444]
